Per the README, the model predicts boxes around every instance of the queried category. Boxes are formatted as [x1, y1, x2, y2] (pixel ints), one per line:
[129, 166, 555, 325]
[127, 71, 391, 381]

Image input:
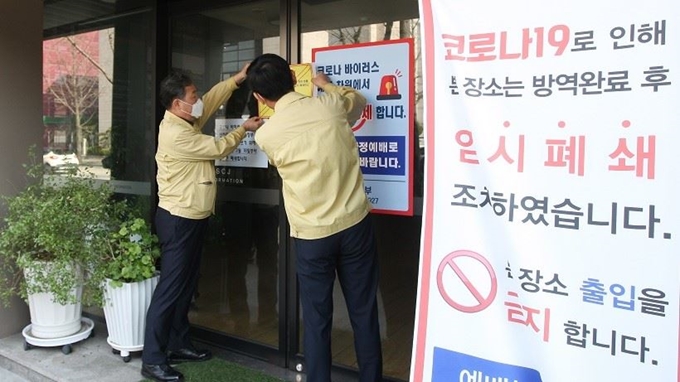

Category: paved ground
[0, 319, 148, 382]
[0, 318, 305, 382]
[77, 156, 110, 180]
[0, 366, 29, 382]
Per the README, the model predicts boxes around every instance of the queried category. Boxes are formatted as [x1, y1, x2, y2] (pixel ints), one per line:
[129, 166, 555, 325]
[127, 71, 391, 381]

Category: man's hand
[243, 116, 265, 132]
[312, 72, 331, 88]
[234, 63, 250, 86]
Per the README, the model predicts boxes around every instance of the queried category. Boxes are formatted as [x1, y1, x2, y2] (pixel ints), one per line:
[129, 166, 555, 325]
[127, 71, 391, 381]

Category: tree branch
[66, 36, 113, 85]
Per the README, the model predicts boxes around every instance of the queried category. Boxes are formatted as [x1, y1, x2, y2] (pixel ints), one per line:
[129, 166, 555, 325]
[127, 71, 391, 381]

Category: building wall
[0, 0, 44, 338]
[43, 31, 101, 94]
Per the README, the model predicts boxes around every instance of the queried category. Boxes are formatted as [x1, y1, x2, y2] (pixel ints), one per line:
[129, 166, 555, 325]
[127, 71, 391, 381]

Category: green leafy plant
[99, 217, 160, 289]
[0, 147, 125, 307]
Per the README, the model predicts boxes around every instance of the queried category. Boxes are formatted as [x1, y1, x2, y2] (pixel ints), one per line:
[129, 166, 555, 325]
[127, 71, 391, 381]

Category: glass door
[169, 1, 423, 379]
[169, 0, 287, 365]
[297, 0, 422, 380]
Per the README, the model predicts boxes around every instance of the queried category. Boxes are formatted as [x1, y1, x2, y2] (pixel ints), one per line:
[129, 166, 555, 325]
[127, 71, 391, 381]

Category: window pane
[43, 9, 157, 319]
[43, 10, 155, 201]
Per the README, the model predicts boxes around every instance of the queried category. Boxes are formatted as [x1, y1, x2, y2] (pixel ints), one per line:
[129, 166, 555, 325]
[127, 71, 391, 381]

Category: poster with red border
[412, 1, 679, 381]
[313, 38, 415, 216]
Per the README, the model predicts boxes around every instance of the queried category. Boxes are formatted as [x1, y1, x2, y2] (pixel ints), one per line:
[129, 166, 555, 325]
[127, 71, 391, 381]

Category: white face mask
[179, 98, 204, 119]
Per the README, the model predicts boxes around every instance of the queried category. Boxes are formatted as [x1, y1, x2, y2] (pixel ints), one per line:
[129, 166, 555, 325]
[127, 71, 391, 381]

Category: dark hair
[246, 54, 295, 101]
[159, 70, 193, 109]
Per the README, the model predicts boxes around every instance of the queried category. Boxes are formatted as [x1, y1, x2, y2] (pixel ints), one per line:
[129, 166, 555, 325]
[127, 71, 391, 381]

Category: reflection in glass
[43, 29, 113, 180]
[195, 202, 279, 346]
[42, 11, 156, 187]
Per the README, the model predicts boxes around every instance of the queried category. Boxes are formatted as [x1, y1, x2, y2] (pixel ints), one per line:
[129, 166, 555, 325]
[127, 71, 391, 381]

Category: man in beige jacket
[248, 54, 382, 382]
[141, 65, 263, 382]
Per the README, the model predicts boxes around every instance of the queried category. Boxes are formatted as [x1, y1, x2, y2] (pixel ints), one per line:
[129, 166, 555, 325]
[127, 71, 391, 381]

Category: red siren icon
[377, 72, 402, 100]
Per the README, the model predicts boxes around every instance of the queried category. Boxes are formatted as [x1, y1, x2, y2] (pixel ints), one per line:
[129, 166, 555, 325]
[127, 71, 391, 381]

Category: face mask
[179, 98, 204, 119]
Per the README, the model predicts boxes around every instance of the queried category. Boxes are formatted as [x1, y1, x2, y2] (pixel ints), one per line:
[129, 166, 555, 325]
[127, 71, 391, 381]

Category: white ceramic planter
[26, 289, 83, 339]
[103, 275, 159, 351]
[24, 263, 83, 339]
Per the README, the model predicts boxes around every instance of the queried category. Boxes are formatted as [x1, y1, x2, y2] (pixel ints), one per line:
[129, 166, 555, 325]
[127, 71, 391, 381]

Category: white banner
[413, 1, 679, 381]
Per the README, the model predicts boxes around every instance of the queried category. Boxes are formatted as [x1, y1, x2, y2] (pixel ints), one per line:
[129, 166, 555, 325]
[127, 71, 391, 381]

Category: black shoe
[141, 363, 184, 382]
[167, 347, 212, 363]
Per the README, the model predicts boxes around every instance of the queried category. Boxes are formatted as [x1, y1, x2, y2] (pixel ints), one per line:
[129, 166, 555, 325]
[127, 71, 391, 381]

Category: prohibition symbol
[436, 249, 497, 313]
[351, 118, 367, 132]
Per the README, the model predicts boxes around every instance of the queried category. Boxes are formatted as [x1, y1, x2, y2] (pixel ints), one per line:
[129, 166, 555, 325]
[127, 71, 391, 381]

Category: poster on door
[215, 117, 268, 168]
[313, 39, 414, 216]
[412, 1, 678, 381]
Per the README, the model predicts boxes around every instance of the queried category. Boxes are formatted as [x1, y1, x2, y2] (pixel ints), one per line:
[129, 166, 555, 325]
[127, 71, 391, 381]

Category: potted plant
[96, 215, 161, 362]
[0, 149, 120, 341]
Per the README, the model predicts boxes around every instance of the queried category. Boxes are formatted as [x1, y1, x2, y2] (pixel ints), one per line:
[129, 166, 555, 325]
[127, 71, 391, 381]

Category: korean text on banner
[412, 1, 678, 382]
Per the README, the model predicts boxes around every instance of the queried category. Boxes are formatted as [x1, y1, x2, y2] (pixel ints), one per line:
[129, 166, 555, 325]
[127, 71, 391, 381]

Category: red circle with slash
[351, 118, 367, 132]
[436, 249, 497, 313]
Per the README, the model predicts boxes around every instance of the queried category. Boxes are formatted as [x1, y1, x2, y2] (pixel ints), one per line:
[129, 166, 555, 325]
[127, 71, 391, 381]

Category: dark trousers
[294, 215, 383, 382]
[142, 207, 208, 364]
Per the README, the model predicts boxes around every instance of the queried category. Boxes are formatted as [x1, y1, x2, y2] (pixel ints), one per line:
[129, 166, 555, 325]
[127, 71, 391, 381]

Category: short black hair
[159, 70, 194, 110]
[246, 54, 295, 101]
